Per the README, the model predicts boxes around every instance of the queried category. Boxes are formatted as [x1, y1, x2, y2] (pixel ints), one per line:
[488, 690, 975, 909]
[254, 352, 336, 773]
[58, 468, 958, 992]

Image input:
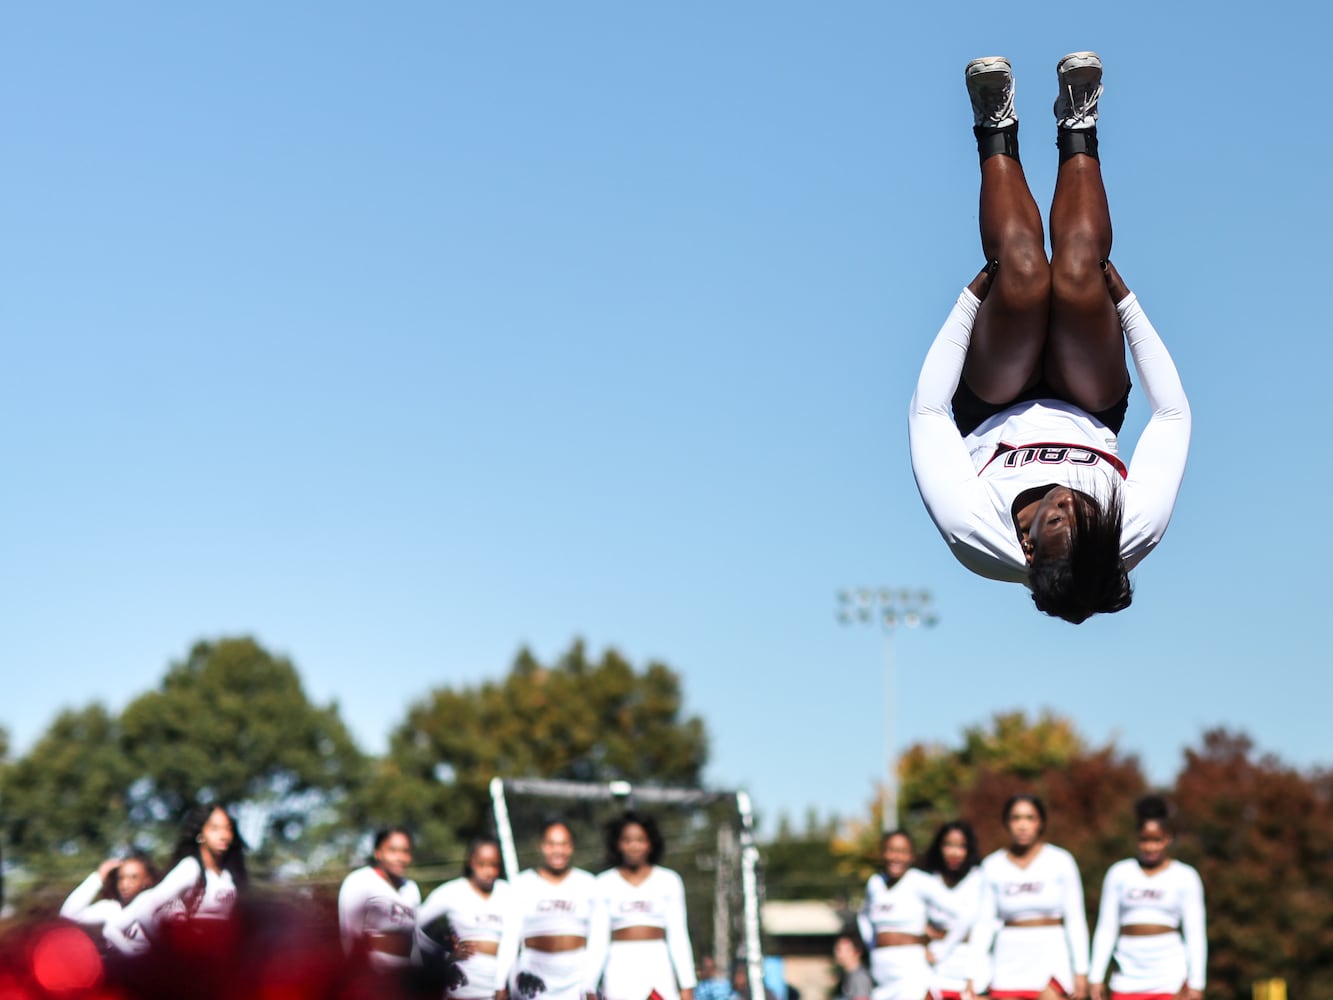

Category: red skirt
[989, 981, 1068, 999]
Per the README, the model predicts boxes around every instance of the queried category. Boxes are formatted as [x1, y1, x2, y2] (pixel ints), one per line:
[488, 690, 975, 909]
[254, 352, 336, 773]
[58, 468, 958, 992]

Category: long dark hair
[604, 810, 665, 867]
[1029, 487, 1132, 624]
[172, 802, 248, 912]
[922, 820, 980, 884]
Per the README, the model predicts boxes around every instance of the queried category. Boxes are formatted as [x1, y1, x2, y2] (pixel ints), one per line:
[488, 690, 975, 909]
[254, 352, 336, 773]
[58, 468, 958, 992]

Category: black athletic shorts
[951, 377, 1131, 437]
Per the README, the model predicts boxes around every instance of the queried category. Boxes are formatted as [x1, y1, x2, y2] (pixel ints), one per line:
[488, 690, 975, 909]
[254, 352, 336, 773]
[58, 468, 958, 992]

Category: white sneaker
[965, 56, 1017, 130]
[1055, 51, 1102, 130]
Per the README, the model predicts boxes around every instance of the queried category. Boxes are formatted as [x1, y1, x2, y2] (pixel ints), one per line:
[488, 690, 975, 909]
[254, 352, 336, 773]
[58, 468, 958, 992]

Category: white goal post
[490, 777, 765, 994]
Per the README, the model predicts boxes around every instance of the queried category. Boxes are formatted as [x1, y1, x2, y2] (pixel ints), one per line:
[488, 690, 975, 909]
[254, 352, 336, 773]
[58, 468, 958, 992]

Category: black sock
[1057, 125, 1099, 163]
[975, 123, 1020, 165]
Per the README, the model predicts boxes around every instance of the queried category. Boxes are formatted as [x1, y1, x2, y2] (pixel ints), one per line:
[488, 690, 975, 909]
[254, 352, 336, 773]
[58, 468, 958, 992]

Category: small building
[761, 900, 847, 1000]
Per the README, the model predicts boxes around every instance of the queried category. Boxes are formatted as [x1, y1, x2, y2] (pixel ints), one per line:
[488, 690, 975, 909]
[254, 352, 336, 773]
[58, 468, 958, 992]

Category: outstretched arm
[908, 272, 989, 543]
[1105, 262, 1192, 567]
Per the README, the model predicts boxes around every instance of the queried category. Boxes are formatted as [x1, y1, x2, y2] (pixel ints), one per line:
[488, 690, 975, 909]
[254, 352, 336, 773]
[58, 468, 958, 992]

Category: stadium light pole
[836, 587, 938, 833]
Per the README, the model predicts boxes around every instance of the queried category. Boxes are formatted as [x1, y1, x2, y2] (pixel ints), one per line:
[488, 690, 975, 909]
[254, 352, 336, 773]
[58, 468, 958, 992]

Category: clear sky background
[4, 3, 1329, 831]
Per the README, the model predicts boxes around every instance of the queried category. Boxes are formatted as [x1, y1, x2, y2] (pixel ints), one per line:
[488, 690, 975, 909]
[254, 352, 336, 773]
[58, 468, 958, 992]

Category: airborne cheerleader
[909, 52, 1190, 623]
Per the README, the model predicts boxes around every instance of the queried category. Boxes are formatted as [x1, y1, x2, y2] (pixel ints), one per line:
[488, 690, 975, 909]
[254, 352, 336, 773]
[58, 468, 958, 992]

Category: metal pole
[882, 629, 896, 833]
[836, 588, 938, 835]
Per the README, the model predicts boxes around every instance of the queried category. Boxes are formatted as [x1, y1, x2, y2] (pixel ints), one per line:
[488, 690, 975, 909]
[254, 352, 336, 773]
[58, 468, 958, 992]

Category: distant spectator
[696, 954, 731, 1000]
[832, 932, 872, 1000]
[729, 961, 777, 1000]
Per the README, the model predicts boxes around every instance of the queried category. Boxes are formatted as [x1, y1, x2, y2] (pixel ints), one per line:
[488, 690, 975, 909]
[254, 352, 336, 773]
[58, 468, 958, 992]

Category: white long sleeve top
[498, 868, 600, 989]
[104, 857, 237, 955]
[856, 869, 967, 962]
[337, 866, 421, 969]
[415, 877, 520, 985]
[60, 872, 123, 935]
[587, 866, 697, 991]
[1089, 858, 1206, 990]
[909, 289, 1191, 583]
[970, 845, 1090, 977]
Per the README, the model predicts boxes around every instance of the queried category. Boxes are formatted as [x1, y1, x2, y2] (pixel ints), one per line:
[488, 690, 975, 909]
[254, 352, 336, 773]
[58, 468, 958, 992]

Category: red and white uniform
[500, 868, 600, 1000]
[926, 868, 986, 999]
[909, 289, 1190, 583]
[587, 866, 697, 1000]
[969, 845, 1089, 998]
[415, 877, 519, 999]
[855, 869, 965, 1000]
[337, 866, 421, 971]
[1089, 859, 1206, 998]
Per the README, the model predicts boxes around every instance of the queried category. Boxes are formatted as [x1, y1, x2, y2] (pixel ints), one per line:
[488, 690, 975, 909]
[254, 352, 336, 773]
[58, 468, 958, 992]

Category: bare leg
[963, 154, 1052, 403]
[1045, 151, 1128, 410]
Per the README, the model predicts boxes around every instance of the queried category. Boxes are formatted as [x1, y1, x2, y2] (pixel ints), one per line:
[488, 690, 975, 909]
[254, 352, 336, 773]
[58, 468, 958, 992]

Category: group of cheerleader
[848, 796, 1205, 1000]
[338, 811, 699, 1000]
[61, 805, 696, 999]
[58, 795, 1205, 1000]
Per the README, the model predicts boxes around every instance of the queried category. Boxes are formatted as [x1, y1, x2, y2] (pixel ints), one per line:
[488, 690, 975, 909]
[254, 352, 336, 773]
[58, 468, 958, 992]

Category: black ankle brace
[1057, 126, 1099, 163]
[974, 123, 1020, 164]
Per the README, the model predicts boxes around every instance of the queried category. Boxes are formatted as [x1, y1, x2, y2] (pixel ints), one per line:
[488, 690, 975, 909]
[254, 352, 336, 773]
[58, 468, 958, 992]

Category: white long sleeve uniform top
[337, 866, 421, 970]
[415, 877, 519, 997]
[61, 872, 126, 940]
[909, 289, 1191, 583]
[1089, 859, 1206, 992]
[970, 845, 1090, 983]
[499, 868, 600, 990]
[856, 868, 966, 960]
[104, 857, 236, 955]
[926, 868, 986, 991]
[587, 866, 698, 991]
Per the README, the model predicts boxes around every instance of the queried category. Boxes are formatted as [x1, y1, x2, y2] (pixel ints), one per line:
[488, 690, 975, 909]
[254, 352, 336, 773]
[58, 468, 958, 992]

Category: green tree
[1172, 729, 1333, 999]
[358, 640, 708, 863]
[833, 710, 1146, 914]
[119, 637, 368, 869]
[762, 809, 847, 902]
[1, 705, 136, 874]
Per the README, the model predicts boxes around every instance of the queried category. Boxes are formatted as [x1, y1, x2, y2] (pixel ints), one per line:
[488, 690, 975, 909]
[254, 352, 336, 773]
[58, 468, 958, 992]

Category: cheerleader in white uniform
[856, 830, 966, 1000]
[500, 820, 599, 1000]
[61, 852, 159, 949]
[964, 795, 1089, 1000]
[338, 827, 421, 972]
[920, 822, 986, 1000]
[587, 811, 696, 1000]
[416, 836, 520, 999]
[105, 803, 245, 956]
[1089, 798, 1205, 1000]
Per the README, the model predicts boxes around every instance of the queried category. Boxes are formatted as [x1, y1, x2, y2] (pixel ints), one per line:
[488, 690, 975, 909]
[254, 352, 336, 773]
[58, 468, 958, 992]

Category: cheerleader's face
[940, 829, 969, 872]
[468, 844, 502, 892]
[200, 808, 234, 859]
[117, 860, 152, 903]
[374, 832, 413, 880]
[540, 824, 575, 874]
[881, 833, 914, 879]
[617, 823, 652, 868]
[1005, 802, 1043, 848]
[1136, 820, 1172, 867]
[1017, 486, 1081, 564]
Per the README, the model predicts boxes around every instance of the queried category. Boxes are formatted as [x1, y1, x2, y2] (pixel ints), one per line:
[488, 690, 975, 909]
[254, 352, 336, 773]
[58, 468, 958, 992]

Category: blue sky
[3, 2, 1329, 831]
